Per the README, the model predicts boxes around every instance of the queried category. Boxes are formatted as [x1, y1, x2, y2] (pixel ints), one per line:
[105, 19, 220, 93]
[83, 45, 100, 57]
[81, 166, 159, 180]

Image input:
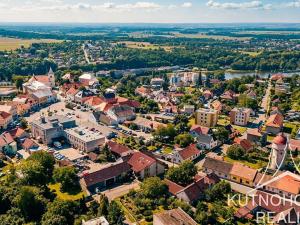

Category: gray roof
[197, 134, 214, 144]
[202, 157, 233, 175]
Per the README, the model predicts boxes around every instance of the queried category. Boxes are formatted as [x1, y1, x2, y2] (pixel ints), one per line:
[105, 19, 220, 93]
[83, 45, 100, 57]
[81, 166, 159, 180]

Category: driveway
[100, 180, 140, 201]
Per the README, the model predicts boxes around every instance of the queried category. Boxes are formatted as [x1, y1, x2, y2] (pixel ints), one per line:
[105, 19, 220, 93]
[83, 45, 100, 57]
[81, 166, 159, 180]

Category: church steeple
[48, 67, 55, 87]
[48, 67, 54, 76]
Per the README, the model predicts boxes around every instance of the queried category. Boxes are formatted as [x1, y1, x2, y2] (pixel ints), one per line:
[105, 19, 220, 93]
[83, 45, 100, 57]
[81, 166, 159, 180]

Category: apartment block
[195, 108, 218, 127]
[230, 108, 251, 126]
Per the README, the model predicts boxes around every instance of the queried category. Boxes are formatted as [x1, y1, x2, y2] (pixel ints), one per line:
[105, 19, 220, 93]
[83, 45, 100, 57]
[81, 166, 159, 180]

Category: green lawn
[232, 125, 247, 134]
[283, 122, 300, 137]
[162, 147, 173, 154]
[115, 198, 137, 223]
[224, 156, 266, 170]
[48, 183, 85, 201]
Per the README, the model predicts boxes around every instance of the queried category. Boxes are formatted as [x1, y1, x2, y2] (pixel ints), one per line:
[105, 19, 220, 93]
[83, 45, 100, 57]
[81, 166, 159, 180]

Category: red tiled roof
[81, 161, 131, 187]
[0, 111, 11, 120]
[22, 138, 38, 150]
[107, 141, 132, 156]
[190, 125, 210, 135]
[266, 113, 283, 128]
[84, 96, 103, 106]
[247, 128, 262, 137]
[273, 133, 287, 145]
[33, 75, 50, 83]
[66, 87, 79, 96]
[234, 138, 253, 151]
[165, 179, 184, 195]
[0, 132, 14, 147]
[290, 139, 300, 152]
[127, 152, 156, 173]
[178, 144, 201, 161]
[8, 127, 27, 139]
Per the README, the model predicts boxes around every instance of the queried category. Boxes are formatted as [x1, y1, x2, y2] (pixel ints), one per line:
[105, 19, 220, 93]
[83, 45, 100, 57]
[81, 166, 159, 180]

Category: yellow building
[230, 163, 257, 186]
[195, 108, 218, 127]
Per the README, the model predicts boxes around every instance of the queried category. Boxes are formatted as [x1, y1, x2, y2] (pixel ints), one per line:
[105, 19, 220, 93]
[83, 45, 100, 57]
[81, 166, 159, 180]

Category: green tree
[205, 180, 231, 202]
[27, 151, 55, 181]
[174, 133, 194, 148]
[53, 166, 78, 192]
[154, 124, 177, 142]
[213, 127, 230, 143]
[227, 144, 246, 160]
[166, 160, 197, 186]
[19, 160, 48, 186]
[98, 194, 109, 216]
[15, 186, 47, 222]
[0, 207, 26, 225]
[140, 177, 168, 198]
[42, 200, 77, 225]
[107, 201, 124, 225]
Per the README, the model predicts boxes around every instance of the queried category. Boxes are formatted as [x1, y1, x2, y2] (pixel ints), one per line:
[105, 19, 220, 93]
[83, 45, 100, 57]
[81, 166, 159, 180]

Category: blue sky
[0, 0, 299, 23]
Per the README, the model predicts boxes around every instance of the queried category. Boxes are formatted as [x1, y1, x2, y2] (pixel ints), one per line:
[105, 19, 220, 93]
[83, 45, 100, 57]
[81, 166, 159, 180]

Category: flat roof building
[64, 127, 105, 152]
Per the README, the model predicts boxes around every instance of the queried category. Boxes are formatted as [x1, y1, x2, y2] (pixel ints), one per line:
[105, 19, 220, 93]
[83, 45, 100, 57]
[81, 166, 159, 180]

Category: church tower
[270, 133, 288, 170]
[48, 67, 55, 87]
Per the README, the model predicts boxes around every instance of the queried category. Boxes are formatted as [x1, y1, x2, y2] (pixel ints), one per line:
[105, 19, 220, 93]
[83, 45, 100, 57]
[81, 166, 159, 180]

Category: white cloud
[182, 2, 192, 8]
[285, 0, 300, 8]
[206, 0, 270, 10]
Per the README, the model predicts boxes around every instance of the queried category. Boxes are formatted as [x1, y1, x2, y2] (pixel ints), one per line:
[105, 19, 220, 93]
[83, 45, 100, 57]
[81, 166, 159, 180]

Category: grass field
[240, 51, 262, 57]
[117, 41, 173, 51]
[0, 37, 61, 51]
[48, 183, 85, 201]
[224, 156, 266, 170]
[172, 32, 251, 40]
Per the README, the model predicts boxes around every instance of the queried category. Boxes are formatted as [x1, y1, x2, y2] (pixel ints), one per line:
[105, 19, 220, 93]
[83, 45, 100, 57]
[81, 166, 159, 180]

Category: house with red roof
[22, 138, 40, 153]
[173, 144, 203, 164]
[0, 132, 17, 156]
[0, 111, 12, 130]
[80, 160, 132, 194]
[106, 141, 133, 158]
[84, 96, 103, 109]
[234, 138, 254, 152]
[127, 151, 165, 179]
[8, 127, 29, 144]
[220, 90, 238, 102]
[107, 105, 136, 124]
[190, 125, 212, 137]
[165, 173, 220, 204]
[266, 113, 284, 135]
[135, 86, 152, 98]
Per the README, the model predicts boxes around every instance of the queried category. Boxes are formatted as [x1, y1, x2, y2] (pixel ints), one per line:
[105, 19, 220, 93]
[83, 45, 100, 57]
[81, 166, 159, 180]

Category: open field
[0, 37, 61, 51]
[224, 156, 267, 170]
[48, 183, 85, 201]
[172, 32, 251, 40]
[240, 51, 262, 57]
[117, 41, 173, 51]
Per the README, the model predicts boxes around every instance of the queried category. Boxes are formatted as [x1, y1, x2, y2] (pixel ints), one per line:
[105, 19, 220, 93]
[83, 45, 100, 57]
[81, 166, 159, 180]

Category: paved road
[83, 45, 91, 64]
[99, 181, 140, 201]
[253, 80, 272, 125]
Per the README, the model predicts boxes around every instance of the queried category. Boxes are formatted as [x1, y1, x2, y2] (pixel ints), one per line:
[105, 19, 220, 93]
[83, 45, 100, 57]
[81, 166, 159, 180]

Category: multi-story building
[31, 116, 76, 145]
[64, 127, 105, 152]
[31, 115, 105, 152]
[195, 108, 218, 127]
[150, 78, 164, 88]
[230, 108, 251, 126]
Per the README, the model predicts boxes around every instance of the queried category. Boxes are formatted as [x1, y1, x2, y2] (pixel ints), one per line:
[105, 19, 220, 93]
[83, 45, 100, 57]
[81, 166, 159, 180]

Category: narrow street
[253, 80, 272, 125]
[82, 45, 90, 64]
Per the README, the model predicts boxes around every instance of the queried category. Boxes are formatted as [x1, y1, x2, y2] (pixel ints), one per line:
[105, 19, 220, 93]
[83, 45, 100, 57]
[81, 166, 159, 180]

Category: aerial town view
[0, 1, 300, 225]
